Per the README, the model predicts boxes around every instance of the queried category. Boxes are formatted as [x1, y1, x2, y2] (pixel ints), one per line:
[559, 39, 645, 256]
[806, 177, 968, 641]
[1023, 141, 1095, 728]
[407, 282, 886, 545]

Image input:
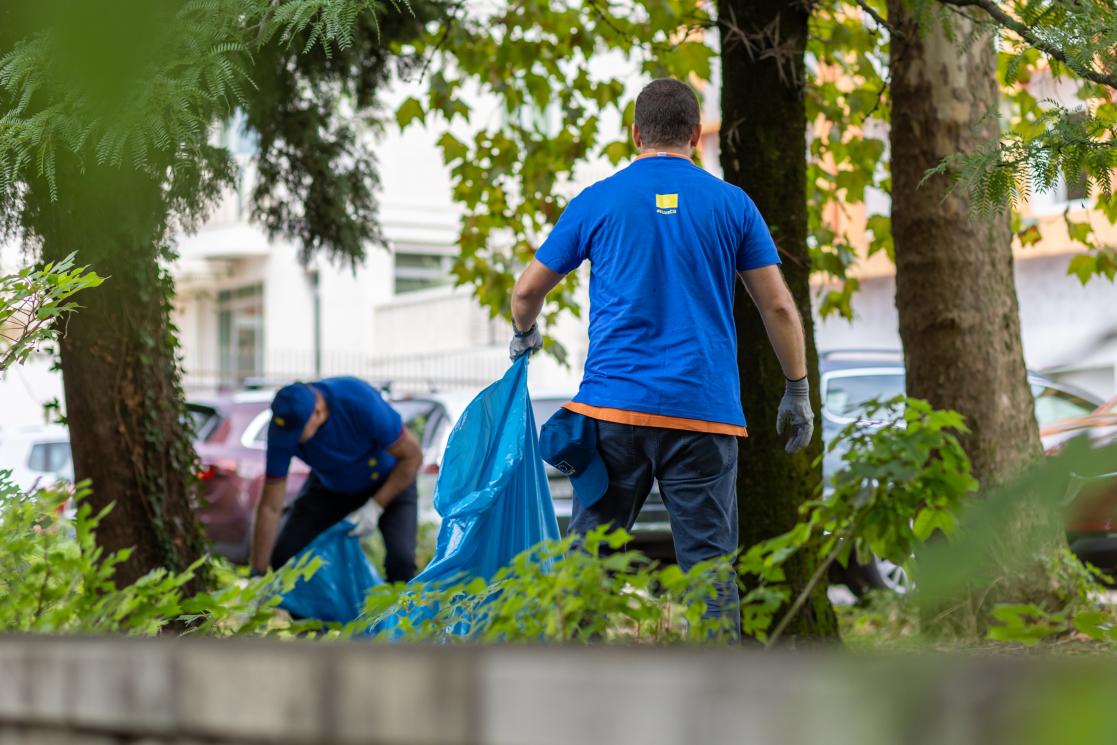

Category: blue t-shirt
[535, 155, 780, 427]
[265, 377, 403, 493]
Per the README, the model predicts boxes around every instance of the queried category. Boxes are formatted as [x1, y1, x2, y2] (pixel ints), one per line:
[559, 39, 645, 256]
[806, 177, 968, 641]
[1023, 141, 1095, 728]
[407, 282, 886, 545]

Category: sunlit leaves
[0, 0, 402, 204]
[806, 2, 892, 320]
[396, 96, 426, 128]
[393, 0, 715, 341]
[0, 253, 102, 372]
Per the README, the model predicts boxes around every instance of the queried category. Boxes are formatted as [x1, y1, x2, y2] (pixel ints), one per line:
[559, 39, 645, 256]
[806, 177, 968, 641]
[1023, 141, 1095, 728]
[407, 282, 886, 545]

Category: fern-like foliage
[0, 0, 406, 214]
[901, 0, 1117, 282]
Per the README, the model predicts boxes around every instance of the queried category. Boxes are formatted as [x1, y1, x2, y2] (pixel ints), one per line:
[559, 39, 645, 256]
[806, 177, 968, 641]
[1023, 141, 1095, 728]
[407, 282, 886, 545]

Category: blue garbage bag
[279, 519, 383, 623]
[415, 355, 561, 585]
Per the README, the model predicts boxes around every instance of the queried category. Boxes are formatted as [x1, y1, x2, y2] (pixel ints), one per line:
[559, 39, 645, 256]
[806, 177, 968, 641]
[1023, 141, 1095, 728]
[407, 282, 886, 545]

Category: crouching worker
[250, 378, 423, 583]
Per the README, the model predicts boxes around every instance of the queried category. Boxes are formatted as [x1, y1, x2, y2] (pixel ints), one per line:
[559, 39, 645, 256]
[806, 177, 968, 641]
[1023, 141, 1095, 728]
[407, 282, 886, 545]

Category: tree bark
[888, 3, 1064, 627]
[27, 165, 210, 592]
[718, 0, 838, 641]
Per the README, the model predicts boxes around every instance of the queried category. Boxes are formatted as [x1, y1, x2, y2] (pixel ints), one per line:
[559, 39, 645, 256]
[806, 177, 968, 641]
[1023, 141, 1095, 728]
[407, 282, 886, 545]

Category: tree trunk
[28, 165, 210, 592]
[888, 3, 1063, 628]
[718, 0, 838, 641]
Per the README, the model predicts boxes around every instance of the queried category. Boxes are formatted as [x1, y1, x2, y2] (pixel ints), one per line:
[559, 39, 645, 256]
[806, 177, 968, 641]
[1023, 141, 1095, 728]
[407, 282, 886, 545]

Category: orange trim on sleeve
[564, 402, 747, 437]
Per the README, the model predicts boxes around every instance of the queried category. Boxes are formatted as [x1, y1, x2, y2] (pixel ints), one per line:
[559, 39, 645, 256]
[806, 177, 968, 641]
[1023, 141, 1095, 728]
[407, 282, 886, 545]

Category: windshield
[391, 399, 440, 446]
[823, 372, 906, 421]
[186, 403, 221, 441]
[1032, 384, 1098, 427]
[531, 398, 567, 434]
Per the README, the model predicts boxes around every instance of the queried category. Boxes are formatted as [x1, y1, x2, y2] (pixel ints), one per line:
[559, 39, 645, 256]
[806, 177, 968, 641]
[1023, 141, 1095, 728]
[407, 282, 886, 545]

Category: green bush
[0, 472, 315, 636]
[351, 527, 741, 644]
[0, 394, 983, 646]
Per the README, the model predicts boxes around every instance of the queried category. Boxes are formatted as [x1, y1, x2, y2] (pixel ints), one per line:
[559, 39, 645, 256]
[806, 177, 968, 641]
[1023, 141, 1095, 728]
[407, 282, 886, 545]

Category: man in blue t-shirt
[249, 378, 424, 582]
[509, 78, 815, 638]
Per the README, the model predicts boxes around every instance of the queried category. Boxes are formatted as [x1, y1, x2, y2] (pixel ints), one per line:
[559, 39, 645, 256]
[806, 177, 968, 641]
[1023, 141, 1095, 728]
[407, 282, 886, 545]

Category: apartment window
[394, 249, 453, 294]
[218, 284, 264, 388]
[1064, 168, 1090, 202]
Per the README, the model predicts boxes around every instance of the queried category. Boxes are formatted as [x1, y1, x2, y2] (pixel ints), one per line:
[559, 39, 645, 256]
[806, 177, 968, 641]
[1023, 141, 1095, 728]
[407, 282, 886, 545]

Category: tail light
[1065, 473, 1117, 533]
[423, 463, 440, 475]
[198, 460, 238, 481]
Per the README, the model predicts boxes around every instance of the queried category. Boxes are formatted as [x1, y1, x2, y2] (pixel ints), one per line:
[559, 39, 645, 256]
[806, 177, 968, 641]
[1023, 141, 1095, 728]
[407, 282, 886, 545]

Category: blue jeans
[568, 420, 741, 640]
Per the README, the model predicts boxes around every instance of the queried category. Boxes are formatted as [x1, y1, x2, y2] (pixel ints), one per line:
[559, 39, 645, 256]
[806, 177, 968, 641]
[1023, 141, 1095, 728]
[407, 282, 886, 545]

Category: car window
[26, 442, 71, 474]
[46, 442, 72, 474]
[186, 403, 222, 441]
[1032, 384, 1098, 427]
[531, 398, 567, 434]
[823, 372, 906, 420]
[27, 443, 48, 472]
[392, 399, 439, 446]
[251, 413, 269, 445]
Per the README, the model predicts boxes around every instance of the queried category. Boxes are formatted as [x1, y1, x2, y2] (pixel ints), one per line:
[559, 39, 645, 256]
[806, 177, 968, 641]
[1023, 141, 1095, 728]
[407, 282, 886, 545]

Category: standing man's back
[539, 149, 778, 427]
[509, 78, 815, 641]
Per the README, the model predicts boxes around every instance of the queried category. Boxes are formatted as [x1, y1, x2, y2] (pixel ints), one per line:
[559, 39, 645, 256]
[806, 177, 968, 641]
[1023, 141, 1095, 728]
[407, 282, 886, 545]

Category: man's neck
[312, 386, 329, 423]
[637, 147, 692, 159]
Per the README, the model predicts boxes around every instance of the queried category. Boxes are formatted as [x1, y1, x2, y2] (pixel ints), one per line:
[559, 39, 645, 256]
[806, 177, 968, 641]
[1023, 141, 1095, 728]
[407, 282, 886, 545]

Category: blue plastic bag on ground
[414, 355, 560, 584]
[279, 519, 383, 623]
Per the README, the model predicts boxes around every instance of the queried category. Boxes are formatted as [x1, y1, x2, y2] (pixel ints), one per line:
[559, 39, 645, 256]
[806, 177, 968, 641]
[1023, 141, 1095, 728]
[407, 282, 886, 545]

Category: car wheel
[839, 555, 911, 597]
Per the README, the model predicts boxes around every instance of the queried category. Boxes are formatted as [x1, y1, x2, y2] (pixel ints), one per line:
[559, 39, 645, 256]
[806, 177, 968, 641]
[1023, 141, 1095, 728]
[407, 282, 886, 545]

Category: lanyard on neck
[635, 151, 692, 161]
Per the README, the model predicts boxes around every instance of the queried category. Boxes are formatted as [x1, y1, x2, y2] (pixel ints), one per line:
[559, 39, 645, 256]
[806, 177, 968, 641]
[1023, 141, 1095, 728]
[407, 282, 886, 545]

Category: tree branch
[936, 0, 1117, 90]
[855, 0, 898, 36]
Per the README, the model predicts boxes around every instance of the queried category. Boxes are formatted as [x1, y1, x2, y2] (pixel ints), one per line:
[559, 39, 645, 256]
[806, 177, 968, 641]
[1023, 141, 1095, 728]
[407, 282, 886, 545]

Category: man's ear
[689, 123, 702, 149]
[631, 122, 642, 149]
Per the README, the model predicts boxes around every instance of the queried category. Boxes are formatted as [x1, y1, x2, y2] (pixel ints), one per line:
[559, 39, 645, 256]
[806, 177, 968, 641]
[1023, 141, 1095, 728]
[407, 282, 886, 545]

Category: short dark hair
[634, 79, 701, 149]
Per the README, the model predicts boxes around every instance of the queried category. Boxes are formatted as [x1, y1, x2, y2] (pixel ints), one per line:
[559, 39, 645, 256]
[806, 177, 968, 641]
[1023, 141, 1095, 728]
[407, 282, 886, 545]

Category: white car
[0, 425, 73, 493]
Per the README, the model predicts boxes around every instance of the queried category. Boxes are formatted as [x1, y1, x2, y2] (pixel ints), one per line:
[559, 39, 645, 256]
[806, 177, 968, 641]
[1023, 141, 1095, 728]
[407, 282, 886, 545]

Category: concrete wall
[1, 635, 1116, 745]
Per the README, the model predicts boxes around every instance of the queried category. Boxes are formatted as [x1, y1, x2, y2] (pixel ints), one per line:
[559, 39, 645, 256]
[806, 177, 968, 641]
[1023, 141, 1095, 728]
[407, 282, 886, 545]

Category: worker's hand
[509, 323, 543, 361]
[776, 377, 814, 454]
[348, 499, 384, 537]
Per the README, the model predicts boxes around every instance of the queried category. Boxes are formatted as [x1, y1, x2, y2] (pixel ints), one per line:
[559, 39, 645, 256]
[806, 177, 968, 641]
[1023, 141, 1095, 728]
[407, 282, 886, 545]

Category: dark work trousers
[270, 472, 418, 583]
[568, 420, 741, 640]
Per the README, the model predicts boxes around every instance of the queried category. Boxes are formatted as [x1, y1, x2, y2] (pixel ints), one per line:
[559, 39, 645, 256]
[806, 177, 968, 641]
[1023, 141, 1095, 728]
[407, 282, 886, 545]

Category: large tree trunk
[28, 165, 210, 592]
[888, 3, 1062, 627]
[718, 0, 838, 641]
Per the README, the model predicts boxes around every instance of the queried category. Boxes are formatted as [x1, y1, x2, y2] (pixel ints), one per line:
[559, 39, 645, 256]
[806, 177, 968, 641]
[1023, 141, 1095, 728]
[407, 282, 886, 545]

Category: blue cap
[268, 383, 316, 450]
[539, 408, 608, 508]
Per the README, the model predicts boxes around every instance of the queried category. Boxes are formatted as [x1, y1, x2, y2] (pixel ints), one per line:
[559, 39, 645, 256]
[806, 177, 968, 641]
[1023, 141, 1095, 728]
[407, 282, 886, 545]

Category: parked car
[391, 389, 676, 560]
[1042, 395, 1117, 572]
[1040, 395, 1117, 451]
[188, 392, 310, 562]
[818, 349, 1114, 593]
[0, 425, 73, 493]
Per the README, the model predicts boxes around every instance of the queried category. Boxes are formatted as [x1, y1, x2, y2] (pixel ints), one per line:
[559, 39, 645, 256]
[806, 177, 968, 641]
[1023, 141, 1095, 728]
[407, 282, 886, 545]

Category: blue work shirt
[265, 377, 403, 493]
[535, 154, 781, 427]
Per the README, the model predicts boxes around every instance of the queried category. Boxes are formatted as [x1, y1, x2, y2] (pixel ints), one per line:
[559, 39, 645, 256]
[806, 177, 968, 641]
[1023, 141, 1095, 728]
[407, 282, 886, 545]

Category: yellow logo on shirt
[274, 417, 286, 427]
[655, 193, 678, 214]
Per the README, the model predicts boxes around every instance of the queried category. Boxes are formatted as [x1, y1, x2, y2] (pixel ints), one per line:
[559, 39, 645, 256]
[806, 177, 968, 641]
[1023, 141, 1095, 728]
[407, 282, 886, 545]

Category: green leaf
[1065, 218, 1092, 246]
[396, 97, 425, 129]
[601, 140, 630, 166]
[1067, 253, 1098, 285]
[437, 132, 468, 163]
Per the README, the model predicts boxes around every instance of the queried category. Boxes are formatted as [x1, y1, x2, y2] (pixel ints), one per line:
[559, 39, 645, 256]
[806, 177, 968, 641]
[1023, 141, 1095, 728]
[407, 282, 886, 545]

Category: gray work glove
[509, 323, 543, 361]
[776, 376, 814, 454]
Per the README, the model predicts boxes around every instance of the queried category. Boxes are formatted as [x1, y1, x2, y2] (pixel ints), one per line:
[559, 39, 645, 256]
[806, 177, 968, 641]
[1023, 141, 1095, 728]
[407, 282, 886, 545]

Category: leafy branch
[0, 254, 103, 372]
[935, 0, 1117, 90]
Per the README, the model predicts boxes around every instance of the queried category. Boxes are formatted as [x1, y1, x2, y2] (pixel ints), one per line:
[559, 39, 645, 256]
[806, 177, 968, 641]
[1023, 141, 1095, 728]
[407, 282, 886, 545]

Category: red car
[188, 392, 309, 563]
